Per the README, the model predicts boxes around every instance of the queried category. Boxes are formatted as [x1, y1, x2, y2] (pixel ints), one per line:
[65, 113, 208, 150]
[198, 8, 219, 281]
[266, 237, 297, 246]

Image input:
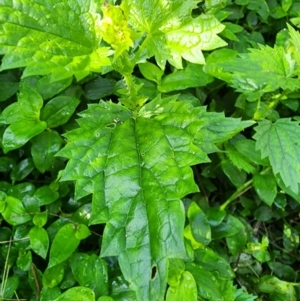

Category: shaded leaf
[254, 119, 300, 194]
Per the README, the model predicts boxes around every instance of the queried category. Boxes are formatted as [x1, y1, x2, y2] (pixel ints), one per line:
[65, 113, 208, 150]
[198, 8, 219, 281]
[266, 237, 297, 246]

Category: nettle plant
[1, 0, 300, 301]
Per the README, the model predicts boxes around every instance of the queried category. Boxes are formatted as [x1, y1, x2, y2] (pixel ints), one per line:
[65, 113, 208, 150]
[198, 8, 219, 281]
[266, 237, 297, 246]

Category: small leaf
[70, 253, 108, 297]
[41, 96, 80, 128]
[186, 263, 222, 300]
[138, 62, 164, 84]
[10, 158, 34, 183]
[3, 120, 47, 153]
[253, 173, 277, 206]
[33, 211, 48, 227]
[31, 131, 63, 173]
[75, 224, 91, 240]
[1, 275, 19, 299]
[166, 271, 197, 301]
[29, 226, 49, 259]
[40, 287, 61, 301]
[43, 263, 65, 288]
[48, 223, 80, 268]
[52, 287, 95, 301]
[187, 202, 211, 245]
[194, 248, 235, 279]
[158, 63, 214, 93]
[221, 160, 247, 187]
[254, 118, 300, 194]
[212, 214, 245, 239]
[17, 250, 32, 271]
[1, 196, 31, 226]
[34, 186, 59, 206]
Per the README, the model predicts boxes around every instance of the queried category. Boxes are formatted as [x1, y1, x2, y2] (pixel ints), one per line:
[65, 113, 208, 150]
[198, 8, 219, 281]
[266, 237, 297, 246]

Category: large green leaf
[254, 119, 300, 194]
[121, 0, 227, 69]
[57, 95, 255, 300]
[0, 0, 112, 81]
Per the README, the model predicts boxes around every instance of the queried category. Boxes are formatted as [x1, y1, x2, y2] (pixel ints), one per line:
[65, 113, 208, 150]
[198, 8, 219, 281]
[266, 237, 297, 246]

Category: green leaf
[40, 287, 61, 301]
[138, 62, 164, 84]
[10, 158, 34, 183]
[29, 226, 49, 259]
[34, 186, 59, 206]
[254, 119, 300, 194]
[84, 76, 116, 100]
[75, 224, 91, 240]
[166, 271, 197, 301]
[1, 196, 31, 226]
[194, 248, 235, 279]
[167, 259, 185, 286]
[0, 71, 19, 101]
[221, 45, 299, 93]
[57, 98, 211, 300]
[1, 275, 19, 299]
[121, 0, 227, 68]
[52, 287, 95, 301]
[41, 96, 80, 128]
[0, 1, 112, 81]
[221, 160, 247, 187]
[194, 108, 255, 153]
[23, 74, 73, 100]
[187, 202, 211, 245]
[212, 214, 245, 239]
[17, 250, 32, 271]
[253, 173, 277, 206]
[70, 253, 108, 297]
[31, 131, 63, 173]
[186, 263, 223, 301]
[43, 263, 65, 288]
[48, 223, 80, 268]
[33, 211, 48, 227]
[1, 84, 47, 152]
[158, 63, 214, 93]
[2, 120, 47, 153]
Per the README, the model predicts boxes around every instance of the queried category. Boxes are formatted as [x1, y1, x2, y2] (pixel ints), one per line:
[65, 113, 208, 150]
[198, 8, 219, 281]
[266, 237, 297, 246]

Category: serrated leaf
[220, 44, 299, 93]
[0, 1, 112, 81]
[224, 142, 256, 174]
[121, 0, 226, 69]
[57, 98, 211, 300]
[194, 108, 255, 153]
[254, 119, 300, 194]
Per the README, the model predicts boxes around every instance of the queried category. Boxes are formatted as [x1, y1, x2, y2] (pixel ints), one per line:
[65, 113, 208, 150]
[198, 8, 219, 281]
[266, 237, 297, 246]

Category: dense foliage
[1, 0, 300, 300]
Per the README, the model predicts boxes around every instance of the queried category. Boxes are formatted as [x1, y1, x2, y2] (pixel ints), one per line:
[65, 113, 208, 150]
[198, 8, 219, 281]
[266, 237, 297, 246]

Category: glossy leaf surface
[0, 1, 112, 81]
[121, 0, 227, 68]
[57, 96, 253, 300]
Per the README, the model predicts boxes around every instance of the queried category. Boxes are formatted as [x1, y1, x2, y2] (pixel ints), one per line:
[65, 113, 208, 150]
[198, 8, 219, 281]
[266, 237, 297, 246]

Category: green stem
[220, 167, 271, 211]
